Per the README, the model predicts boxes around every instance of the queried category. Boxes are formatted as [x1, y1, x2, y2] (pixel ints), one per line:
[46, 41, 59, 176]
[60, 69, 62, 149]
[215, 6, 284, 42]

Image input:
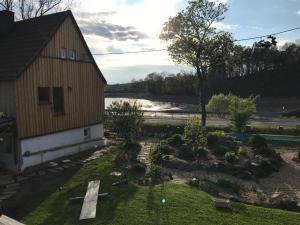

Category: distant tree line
[138, 43, 300, 98]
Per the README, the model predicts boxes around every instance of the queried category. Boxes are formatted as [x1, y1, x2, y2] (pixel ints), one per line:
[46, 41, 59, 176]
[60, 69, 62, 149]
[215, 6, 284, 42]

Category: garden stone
[15, 176, 28, 182]
[38, 171, 46, 176]
[48, 162, 58, 167]
[62, 159, 71, 164]
[6, 183, 20, 188]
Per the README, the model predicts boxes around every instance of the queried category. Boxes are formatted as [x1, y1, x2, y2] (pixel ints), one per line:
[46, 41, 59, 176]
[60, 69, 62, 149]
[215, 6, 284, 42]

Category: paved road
[143, 113, 300, 128]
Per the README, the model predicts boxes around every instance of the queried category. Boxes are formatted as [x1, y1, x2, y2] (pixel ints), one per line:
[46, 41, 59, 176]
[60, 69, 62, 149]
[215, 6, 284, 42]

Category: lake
[105, 97, 198, 112]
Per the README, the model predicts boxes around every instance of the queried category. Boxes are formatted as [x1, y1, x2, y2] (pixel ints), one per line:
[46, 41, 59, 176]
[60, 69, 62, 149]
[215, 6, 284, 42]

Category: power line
[91, 26, 300, 56]
[234, 26, 300, 42]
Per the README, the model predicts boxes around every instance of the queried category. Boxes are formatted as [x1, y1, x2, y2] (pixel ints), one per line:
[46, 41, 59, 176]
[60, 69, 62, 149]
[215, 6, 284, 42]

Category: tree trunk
[196, 66, 207, 126]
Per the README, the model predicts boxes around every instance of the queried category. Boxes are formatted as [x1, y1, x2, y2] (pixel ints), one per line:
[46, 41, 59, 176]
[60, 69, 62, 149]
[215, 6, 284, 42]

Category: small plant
[184, 116, 207, 149]
[156, 140, 172, 155]
[175, 145, 194, 160]
[207, 131, 224, 148]
[229, 95, 257, 132]
[225, 151, 239, 164]
[130, 163, 147, 174]
[167, 134, 184, 147]
[249, 135, 267, 148]
[238, 146, 248, 157]
[149, 165, 162, 180]
[217, 178, 241, 194]
[253, 145, 275, 157]
[193, 147, 209, 162]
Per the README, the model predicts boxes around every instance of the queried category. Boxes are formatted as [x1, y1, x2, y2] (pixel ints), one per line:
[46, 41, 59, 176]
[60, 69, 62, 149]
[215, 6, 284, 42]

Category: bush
[207, 93, 231, 118]
[217, 178, 241, 194]
[167, 134, 184, 147]
[255, 159, 273, 178]
[225, 152, 239, 164]
[229, 95, 257, 132]
[194, 148, 209, 161]
[249, 135, 267, 148]
[122, 141, 142, 161]
[210, 136, 239, 157]
[238, 146, 248, 157]
[207, 131, 224, 148]
[106, 101, 144, 141]
[175, 144, 194, 160]
[130, 163, 146, 173]
[184, 116, 207, 149]
[156, 140, 172, 155]
[148, 165, 162, 180]
[253, 145, 275, 157]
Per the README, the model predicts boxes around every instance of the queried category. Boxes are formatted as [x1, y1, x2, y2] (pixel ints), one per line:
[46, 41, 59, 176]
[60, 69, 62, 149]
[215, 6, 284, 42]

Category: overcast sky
[72, 0, 300, 84]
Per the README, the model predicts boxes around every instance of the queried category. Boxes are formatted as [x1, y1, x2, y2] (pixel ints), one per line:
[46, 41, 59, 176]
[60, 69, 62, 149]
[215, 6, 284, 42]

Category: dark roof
[0, 10, 106, 83]
[283, 109, 300, 118]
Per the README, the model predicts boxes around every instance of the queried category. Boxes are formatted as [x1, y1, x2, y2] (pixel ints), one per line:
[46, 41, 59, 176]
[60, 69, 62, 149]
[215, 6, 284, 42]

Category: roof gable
[0, 10, 106, 83]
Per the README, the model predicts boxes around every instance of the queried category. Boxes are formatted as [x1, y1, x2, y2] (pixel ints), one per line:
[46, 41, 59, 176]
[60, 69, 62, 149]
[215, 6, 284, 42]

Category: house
[0, 10, 106, 172]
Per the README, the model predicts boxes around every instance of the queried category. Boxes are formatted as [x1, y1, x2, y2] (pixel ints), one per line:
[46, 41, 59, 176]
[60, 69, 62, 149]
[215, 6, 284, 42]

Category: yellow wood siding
[15, 16, 104, 139]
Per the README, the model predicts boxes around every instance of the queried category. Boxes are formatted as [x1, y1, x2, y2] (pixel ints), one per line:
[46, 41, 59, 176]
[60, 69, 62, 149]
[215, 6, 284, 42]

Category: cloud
[75, 11, 117, 18]
[79, 20, 149, 41]
[297, 10, 300, 15]
[212, 22, 239, 30]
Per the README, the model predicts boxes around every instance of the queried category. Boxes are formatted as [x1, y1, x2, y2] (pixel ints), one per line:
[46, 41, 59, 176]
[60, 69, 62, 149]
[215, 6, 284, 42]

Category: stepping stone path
[0, 145, 113, 204]
[138, 140, 154, 172]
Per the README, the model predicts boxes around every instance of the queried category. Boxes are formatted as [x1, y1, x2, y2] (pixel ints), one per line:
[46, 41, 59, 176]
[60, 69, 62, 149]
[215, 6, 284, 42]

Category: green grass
[9, 148, 300, 225]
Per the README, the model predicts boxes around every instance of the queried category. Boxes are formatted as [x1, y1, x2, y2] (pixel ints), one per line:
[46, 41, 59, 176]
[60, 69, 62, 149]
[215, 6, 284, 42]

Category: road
[143, 112, 300, 128]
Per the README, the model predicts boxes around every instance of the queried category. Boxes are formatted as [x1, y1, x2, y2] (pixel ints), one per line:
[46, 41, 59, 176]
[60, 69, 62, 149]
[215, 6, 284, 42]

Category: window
[52, 87, 64, 115]
[60, 47, 67, 59]
[69, 49, 77, 60]
[84, 128, 91, 139]
[38, 87, 50, 104]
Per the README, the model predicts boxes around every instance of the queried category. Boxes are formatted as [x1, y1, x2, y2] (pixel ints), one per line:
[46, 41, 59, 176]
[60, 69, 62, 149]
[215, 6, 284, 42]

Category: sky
[72, 0, 300, 84]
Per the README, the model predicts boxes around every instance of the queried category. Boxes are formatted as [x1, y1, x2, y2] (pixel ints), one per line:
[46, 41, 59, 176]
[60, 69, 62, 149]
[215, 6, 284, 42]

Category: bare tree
[0, 0, 14, 10]
[0, 0, 74, 19]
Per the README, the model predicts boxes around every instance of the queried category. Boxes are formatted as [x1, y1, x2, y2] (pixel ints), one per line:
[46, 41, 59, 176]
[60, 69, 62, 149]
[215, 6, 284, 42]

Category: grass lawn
[7, 148, 300, 225]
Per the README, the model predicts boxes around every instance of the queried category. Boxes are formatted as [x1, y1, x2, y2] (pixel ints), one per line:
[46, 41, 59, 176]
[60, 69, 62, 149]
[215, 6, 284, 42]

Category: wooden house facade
[0, 10, 106, 171]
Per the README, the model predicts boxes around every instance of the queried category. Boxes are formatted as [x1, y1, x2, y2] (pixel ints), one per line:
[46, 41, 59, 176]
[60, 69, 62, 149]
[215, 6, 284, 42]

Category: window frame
[69, 49, 77, 60]
[59, 47, 67, 59]
[84, 128, 91, 139]
[38, 87, 51, 105]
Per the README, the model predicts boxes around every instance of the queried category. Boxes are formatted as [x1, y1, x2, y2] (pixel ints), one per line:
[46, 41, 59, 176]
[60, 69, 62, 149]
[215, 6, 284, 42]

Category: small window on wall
[38, 87, 50, 104]
[84, 128, 91, 139]
[60, 47, 67, 59]
[69, 49, 77, 60]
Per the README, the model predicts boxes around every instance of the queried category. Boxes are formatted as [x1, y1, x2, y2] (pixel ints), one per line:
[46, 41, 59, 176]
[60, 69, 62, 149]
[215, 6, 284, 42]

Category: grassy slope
[12, 149, 300, 225]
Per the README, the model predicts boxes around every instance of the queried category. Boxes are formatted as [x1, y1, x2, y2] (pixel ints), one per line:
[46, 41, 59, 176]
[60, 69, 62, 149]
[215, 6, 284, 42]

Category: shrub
[184, 116, 207, 149]
[207, 93, 231, 118]
[167, 134, 184, 147]
[253, 145, 275, 157]
[156, 140, 172, 155]
[122, 141, 142, 161]
[217, 178, 241, 194]
[175, 144, 194, 160]
[238, 146, 248, 157]
[249, 135, 267, 148]
[229, 95, 257, 132]
[130, 163, 147, 174]
[207, 131, 224, 148]
[148, 165, 162, 180]
[210, 135, 239, 157]
[106, 101, 144, 141]
[225, 152, 239, 164]
[255, 159, 273, 178]
[193, 147, 209, 161]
